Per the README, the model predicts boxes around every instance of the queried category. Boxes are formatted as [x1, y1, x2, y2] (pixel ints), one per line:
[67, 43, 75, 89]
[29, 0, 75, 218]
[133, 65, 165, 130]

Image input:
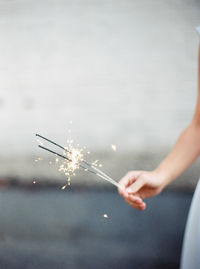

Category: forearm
[155, 123, 200, 187]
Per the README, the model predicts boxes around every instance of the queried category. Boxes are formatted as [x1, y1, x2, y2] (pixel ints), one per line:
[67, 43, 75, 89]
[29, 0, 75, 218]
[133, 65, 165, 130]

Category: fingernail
[127, 188, 132, 193]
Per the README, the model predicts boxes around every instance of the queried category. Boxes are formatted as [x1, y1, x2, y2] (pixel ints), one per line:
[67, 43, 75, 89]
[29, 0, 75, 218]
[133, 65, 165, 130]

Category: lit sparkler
[36, 134, 122, 189]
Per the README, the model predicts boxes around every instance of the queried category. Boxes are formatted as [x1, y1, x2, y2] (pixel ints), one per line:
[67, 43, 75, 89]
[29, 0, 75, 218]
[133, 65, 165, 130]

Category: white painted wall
[0, 0, 199, 158]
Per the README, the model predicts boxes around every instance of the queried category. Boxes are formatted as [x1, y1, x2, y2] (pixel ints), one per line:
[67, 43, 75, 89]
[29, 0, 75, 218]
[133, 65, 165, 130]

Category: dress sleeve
[196, 26, 200, 37]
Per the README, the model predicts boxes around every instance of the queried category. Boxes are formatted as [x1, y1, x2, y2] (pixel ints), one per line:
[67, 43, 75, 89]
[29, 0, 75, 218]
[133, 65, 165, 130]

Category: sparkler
[36, 134, 122, 189]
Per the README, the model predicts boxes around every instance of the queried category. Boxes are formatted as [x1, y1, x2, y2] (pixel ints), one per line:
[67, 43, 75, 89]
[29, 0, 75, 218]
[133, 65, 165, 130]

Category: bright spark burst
[103, 214, 109, 218]
[36, 133, 121, 191]
[58, 140, 84, 186]
[32, 180, 36, 184]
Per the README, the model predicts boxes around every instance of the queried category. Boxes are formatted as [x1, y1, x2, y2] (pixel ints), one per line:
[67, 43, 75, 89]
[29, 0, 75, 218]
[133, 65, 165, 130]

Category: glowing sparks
[103, 214, 109, 218]
[57, 140, 84, 187]
[61, 184, 67, 190]
[32, 180, 36, 184]
[92, 160, 99, 166]
[35, 157, 42, 162]
[111, 145, 117, 151]
[36, 133, 121, 190]
[37, 139, 43, 146]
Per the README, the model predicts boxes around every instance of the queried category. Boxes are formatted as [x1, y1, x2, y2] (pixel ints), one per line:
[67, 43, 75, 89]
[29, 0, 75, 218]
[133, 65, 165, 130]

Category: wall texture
[0, 0, 200, 183]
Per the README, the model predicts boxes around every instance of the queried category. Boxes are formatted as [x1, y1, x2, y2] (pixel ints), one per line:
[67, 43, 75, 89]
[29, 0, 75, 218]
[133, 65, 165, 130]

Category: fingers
[128, 194, 143, 204]
[125, 197, 146, 210]
[118, 185, 129, 199]
[118, 171, 141, 196]
[127, 177, 146, 195]
[118, 171, 147, 210]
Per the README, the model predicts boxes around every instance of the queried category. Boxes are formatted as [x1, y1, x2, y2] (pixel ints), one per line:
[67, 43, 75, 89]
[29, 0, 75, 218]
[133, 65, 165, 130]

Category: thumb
[127, 177, 145, 194]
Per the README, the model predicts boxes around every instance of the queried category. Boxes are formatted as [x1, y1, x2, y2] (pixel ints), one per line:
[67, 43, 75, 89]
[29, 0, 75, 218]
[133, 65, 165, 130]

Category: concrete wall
[0, 0, 200, 182]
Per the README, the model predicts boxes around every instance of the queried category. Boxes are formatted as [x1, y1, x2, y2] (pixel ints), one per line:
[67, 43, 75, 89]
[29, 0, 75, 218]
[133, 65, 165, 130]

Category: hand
[118, 170, 166, 210]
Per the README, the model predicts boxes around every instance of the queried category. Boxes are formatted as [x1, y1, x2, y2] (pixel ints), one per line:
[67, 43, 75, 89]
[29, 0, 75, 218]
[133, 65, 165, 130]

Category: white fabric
[196, 26, 200, 37]
[180, 26, 200, 268]
[180, 179, 200, 269]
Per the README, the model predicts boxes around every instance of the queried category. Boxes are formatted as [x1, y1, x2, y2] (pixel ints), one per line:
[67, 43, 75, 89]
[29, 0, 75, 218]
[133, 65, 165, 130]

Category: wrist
[153, 166, 172, 189]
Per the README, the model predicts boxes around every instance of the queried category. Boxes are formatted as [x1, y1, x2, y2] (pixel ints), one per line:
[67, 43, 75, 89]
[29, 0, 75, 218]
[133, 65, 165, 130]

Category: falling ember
[37, 139, 43, 146]
[61, 184, 67, 190]
[103, 214, 109, 218]
[111, 145, 117, 151]
[92, 160, 99, 166]
[35, 157, 42, 162]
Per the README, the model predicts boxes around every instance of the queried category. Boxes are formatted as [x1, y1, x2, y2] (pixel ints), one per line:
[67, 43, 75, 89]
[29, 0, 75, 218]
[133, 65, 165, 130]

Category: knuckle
[126, 171, 133, 177]
[119, 178, 126, 185]
[140, 175, 146, 184]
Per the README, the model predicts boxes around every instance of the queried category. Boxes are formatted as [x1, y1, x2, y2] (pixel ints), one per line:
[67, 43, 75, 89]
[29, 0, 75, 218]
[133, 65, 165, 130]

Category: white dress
[180, 180, 200, 269]
[180, 26, 200, 269]
[196, 26, 200, 36]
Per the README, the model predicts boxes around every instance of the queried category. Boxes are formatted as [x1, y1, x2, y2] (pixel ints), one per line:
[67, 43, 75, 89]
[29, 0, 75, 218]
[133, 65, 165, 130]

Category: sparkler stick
[90, 165, 121, 188]
[36, 134, 119, 186]
[36, 134, 122, 189]
[36, 134, 114, 180]
[95, 172, 121, 189]
[36, 134, 69, 152]
[38, 145, 96, 174]
[39, 145, 122, 189]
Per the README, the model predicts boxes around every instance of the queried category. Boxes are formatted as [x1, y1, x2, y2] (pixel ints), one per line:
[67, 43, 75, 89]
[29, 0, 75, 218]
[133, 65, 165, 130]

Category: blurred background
[0, 0, 200, 268]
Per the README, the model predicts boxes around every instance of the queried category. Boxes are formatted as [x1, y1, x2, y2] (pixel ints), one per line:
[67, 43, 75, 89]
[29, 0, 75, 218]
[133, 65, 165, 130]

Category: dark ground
[0, 187, 192, 269]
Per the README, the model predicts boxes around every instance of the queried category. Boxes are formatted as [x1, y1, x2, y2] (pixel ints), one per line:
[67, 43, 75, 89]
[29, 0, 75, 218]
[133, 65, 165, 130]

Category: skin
[118, 45, 200, 210]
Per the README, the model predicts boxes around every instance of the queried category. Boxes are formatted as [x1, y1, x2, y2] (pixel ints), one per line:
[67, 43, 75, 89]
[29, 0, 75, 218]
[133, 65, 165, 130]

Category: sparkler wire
[36, 134, 122, 189]
[38, 145, 96, 174]
[36, 134, 69, 152]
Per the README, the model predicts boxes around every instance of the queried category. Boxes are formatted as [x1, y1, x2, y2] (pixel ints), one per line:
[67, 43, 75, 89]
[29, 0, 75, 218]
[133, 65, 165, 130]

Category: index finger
[119, 171, 141, 188]
[118, 171, 141, 196]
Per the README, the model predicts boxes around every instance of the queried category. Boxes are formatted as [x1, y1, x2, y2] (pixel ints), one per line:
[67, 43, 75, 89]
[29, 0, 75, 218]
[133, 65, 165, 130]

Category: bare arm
[156, 45, 200, 186]
[118, 45, 200, 210]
